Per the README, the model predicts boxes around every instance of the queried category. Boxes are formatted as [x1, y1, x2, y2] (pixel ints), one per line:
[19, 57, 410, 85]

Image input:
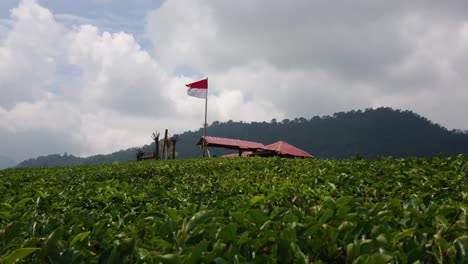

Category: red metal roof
[197, 136, 266, 150]
[264, 141, 314, 158]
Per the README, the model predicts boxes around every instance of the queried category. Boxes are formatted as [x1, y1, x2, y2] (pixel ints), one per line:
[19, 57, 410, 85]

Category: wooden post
[200, 137, 204, 157]
[136, 149, 143, 161]
[155, 134, 159, 160]
[163, 129, 168, 160]
[172, 143, 176, 160]
[171, 136, 178, 160]
[152, 132, 160, 160]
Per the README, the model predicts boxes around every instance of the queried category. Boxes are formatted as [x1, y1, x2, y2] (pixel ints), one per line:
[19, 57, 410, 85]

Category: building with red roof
[198, 136, 314, 158]
[258, 141, 314, 158]
[197, 136, 265, 150]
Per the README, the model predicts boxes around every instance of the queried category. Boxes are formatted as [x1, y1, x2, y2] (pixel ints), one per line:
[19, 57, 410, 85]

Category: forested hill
[16, 107, 468, 168]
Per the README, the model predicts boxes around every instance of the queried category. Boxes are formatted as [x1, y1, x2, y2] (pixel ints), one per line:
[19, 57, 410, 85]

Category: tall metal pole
[202, 83, 208, 157]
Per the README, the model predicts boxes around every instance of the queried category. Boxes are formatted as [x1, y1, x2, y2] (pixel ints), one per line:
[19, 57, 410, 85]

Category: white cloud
[0, 94, 83, 160]
[67, 24, 173, 116]
[0, 0, 264, 161]
[0, 0, 187, 160]
[0, 18, 11, 39]
[2, 0, 468, 161]
[0, 0, 64, 108]
[145, 0, 216, 71]
[146, 0, 468, 130]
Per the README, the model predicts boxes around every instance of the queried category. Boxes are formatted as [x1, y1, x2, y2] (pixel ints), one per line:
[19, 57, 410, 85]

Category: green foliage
[2, 248, 40, 264]
[1, 156, 467, 262]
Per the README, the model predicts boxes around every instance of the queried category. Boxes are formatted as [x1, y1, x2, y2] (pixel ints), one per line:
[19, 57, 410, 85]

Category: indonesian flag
[185, 78, 208, 99]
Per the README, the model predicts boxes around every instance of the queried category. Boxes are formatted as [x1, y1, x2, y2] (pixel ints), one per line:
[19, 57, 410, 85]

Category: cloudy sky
[1, 0, 468, 162]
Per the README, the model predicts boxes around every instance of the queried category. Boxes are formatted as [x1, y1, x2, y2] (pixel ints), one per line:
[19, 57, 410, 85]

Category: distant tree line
[16, 107, 468, 168]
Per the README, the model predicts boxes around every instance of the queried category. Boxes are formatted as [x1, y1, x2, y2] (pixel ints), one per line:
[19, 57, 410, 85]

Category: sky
[1, 0, 468, 162]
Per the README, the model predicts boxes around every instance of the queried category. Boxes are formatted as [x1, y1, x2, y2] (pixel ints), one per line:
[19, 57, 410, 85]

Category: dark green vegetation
[1, 156, 467, 263]
[16, 107, 468, 168]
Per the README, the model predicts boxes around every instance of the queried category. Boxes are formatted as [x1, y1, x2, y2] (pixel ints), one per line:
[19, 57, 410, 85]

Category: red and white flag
[185, 78, 208, 99]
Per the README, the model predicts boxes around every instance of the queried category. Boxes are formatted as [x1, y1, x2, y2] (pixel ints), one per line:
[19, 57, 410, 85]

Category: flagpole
[185, 77, 208, 158]
[202, 78, 208, 157]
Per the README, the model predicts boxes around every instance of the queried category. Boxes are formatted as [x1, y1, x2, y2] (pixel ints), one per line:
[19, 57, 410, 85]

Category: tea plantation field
[0, 156, 467, 263]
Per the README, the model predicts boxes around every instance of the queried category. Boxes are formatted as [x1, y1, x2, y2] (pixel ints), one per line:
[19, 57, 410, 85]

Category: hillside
[16, 107, 468, 168]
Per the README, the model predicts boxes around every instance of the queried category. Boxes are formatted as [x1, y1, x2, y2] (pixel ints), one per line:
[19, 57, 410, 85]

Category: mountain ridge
[15, 107, 468, 168]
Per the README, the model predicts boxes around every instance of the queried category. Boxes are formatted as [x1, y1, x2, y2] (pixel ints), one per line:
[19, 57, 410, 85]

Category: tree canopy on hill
[16, 107, 468, 168]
